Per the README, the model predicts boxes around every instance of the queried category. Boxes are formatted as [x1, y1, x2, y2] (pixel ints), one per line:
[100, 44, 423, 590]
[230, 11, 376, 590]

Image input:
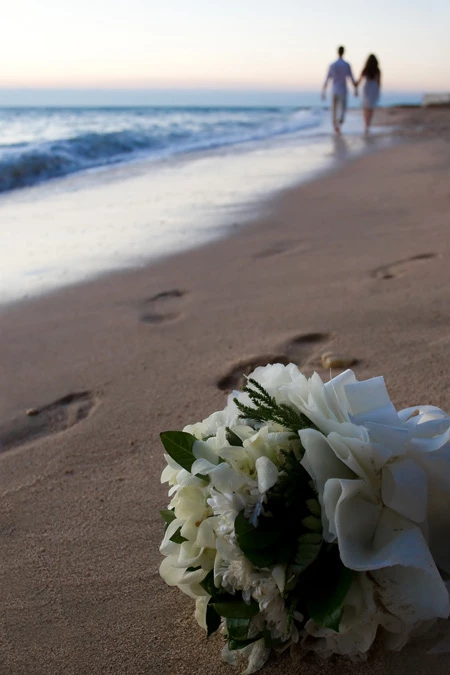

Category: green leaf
[160, 431, 197, 472]
[263, 629, 286, 649]
[306, 498, 321, 516]
[197, 474, 211, 483]
[160, 509, 176, 526]
[286, 597, 297, 630]
[234, 511, 281, 568]
[242, 548, 277, 568]
[169, 527, 188, 544]
[268, 453, 314, 514]
[226, 618, 251, 641]
[200, 570, 225, 600]
[235, 511, 280, 551]
[274, 538, 296, 566]
[226, 427, 243, 447]
[301, 515, 322, 532]
[295, 532, 322, 572]
[206, 602, 221, 637]
[299, 533, 322, 544]
[212, 600, 259, 619]
[305, 549, 354, 631]
[234, 378, 316, 435]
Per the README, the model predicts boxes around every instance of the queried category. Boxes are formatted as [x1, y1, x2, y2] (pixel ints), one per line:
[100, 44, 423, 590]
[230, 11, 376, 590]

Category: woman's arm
[355, 71, 364, 87]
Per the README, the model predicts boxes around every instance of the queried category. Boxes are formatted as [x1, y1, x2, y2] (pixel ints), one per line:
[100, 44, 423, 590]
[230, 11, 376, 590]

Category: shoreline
[0, 132, 394, 314]
[0, 110, 394, 309]
[1, 124, 450, 674]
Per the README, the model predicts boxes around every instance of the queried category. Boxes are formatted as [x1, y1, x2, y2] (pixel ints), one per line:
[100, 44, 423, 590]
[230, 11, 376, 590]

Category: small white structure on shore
[422, 93, 450, 107]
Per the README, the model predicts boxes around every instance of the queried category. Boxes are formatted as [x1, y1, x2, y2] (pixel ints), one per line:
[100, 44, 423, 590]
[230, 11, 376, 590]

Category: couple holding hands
[322, 46, 381, 135]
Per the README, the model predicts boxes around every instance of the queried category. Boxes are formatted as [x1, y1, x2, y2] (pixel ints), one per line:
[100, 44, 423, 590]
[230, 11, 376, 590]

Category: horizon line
[0, 85, 426, 94]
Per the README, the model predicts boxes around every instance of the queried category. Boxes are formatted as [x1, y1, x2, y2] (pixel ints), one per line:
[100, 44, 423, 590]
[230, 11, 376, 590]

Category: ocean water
[0, 93, 418, 193]
[0, 103, 399, 305]
[0, 106, 328, 193]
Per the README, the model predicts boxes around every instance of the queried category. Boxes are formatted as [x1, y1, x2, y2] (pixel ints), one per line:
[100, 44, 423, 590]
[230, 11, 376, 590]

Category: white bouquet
[159, 364, 450, 673]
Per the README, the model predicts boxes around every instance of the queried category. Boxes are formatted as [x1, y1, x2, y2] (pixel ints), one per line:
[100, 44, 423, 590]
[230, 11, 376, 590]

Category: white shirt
[326, 58, 355, 96]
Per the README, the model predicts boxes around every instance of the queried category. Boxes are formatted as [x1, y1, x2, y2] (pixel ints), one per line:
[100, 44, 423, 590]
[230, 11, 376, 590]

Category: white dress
[362, 79, 380, 109]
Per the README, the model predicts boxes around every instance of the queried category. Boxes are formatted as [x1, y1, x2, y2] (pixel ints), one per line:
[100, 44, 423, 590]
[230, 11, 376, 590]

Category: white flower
[184, 397, 240, 439]
[159, 362, 450, 667]
[237, 362, 308, 407]
[194, 596, 209, 630]
[251, 576, 290, 639]
[161, 453, 207, 495]
[159, 478, 217, 602]
[222, 638, 270, 675]
[159, 551, 209, 599]
[299, 369, 450, 643]
[221, 555, 261, 595]
[302, 572, 409, 658]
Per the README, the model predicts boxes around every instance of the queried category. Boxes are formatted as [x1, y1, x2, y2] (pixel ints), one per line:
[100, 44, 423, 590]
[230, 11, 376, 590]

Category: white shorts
[333, 93, 347, 124]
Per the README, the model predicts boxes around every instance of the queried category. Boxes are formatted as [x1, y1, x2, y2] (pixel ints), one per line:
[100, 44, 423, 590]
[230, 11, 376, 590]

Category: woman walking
[356, 54, 381, 134]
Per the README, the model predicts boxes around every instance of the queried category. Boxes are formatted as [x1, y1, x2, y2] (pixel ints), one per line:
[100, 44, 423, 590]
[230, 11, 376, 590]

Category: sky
[2, 0, 449, 94]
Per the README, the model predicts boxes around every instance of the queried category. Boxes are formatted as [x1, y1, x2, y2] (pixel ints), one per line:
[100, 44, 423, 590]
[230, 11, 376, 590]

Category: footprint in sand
[217, 354, 290, 391]
[217, 333, 334, 392]
[139, 289, 187, 324]
[372, 253, 439, 280]
[254, 241, 307, 260]
[0, 391, 97, 453]
[283, 332, 334, 368]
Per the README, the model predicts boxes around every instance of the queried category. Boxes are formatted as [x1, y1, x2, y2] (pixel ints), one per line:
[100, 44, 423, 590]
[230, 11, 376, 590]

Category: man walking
[322, 46, 357, 134]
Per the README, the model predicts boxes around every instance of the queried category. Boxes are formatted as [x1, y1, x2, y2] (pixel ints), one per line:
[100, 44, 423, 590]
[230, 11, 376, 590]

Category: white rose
[230, 362, 308, 410]
[298, 370, 450, 637]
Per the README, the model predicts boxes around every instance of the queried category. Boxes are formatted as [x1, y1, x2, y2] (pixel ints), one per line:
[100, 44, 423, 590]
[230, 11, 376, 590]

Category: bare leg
[363, 108, 371, 134]
[366, 108, 375, 131]
[332, 95, 340, 133]
[339, 94, 347, 127]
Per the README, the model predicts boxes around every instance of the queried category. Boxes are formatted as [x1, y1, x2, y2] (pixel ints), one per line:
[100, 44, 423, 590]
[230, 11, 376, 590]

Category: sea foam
[0, 107, 324, 193]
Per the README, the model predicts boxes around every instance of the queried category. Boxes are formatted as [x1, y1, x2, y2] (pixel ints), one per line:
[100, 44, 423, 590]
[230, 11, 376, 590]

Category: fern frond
[234, 378, 315, 434]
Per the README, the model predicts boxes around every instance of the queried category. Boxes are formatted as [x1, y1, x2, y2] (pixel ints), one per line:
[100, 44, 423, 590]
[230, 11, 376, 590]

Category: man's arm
[322, 65, 332, 100]
[348, 64, 358, 95]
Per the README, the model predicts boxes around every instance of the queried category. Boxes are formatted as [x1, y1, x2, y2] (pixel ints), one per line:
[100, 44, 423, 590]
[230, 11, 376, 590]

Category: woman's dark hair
[362, 54, 380, 80]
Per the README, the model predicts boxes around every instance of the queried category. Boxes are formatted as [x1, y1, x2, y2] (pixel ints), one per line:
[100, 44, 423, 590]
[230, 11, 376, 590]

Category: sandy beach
[2, 109, 450, 674]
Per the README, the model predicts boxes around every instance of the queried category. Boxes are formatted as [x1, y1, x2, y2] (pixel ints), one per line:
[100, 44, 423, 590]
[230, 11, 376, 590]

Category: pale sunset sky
[2, 0, 449, 92]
